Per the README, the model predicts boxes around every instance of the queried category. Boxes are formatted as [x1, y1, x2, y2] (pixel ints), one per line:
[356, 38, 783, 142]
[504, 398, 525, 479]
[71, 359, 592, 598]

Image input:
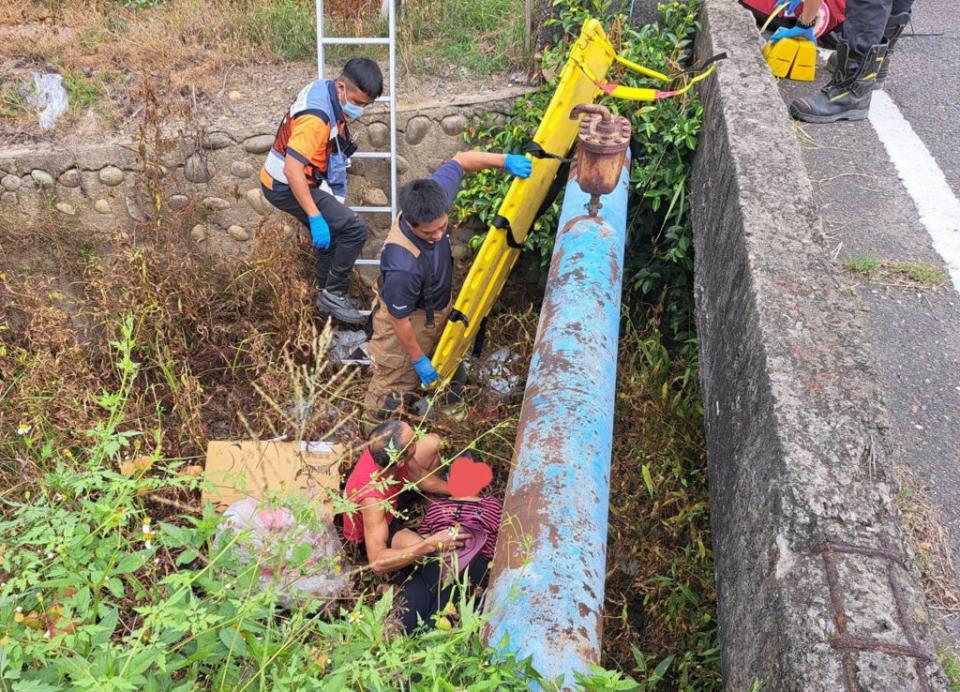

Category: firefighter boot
[790, 41, 886, 123]
[827, 12, 909, 90]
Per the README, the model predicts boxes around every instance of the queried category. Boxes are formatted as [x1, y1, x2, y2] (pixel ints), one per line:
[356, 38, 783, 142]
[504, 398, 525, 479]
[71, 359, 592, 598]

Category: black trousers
[843, 0, 914, 57]
[262, 183, 368, 294]
[395, 557, 490, 633]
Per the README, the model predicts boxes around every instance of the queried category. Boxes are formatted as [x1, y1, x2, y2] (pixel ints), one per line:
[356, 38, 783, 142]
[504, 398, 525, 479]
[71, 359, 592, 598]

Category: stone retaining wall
[0, 87, 533, 260]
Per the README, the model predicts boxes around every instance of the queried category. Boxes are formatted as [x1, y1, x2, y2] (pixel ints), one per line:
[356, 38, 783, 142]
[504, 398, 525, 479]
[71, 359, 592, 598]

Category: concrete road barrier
[691, 0, 947, 689]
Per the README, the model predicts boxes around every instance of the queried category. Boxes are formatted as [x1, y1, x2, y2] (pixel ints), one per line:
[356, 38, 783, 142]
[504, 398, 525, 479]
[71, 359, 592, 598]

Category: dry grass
[897, 467, 960, 615]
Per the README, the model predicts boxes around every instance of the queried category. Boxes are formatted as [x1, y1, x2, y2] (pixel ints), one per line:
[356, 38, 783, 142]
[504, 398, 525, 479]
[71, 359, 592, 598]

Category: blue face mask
[342, 101, 365, 120]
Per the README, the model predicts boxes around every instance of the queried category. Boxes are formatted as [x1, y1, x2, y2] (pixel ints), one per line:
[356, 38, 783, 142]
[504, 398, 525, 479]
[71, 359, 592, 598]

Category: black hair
[341, 58, 383, 100]
[368, 419, 408, 467]
[399, 179, 448, 226]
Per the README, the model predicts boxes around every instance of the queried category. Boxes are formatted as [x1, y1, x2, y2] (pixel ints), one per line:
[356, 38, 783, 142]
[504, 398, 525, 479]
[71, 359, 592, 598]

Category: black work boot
[826, 11, 909, 90]
[317, 288, 366, 325]
[874, 11, 910, 88]
[790, 41, 886, 123]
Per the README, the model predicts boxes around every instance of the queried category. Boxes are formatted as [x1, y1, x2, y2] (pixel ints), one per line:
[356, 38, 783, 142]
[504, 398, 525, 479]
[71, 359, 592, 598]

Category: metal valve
[569, 104, 631, 217]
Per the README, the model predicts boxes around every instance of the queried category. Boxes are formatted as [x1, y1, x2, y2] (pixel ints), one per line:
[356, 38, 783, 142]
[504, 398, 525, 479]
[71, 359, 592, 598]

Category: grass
[398, 0, 527, 75]
[943, 647, 960, 691]
[0, 84, 28, 119]
[61, 69, 101, 112]
[844, 251, 947, 287]
[0, 0, 526, 138]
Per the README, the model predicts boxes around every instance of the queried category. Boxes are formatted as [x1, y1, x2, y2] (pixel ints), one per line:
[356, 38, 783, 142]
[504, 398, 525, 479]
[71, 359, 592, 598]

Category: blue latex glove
[412, 355, 439, 388]
[308, 214, 330, 250]
[784, 0, 803, 15]
[770, 24, 816, 43]
[504, 154, 532, 179]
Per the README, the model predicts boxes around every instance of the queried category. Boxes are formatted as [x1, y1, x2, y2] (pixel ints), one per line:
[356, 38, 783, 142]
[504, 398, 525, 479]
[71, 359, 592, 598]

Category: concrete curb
[690, 0, 947, 689]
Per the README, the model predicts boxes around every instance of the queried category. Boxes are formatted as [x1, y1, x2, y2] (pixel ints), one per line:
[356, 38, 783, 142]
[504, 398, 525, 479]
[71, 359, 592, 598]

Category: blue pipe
[484, 159, 630, 688]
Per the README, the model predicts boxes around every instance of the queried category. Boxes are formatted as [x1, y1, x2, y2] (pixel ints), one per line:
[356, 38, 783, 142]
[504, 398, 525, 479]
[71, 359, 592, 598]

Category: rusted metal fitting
[570, 104, 632, 216]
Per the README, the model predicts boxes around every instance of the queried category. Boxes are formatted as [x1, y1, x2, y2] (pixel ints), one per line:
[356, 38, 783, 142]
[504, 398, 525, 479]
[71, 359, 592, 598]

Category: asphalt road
[778, 1, 960, 648]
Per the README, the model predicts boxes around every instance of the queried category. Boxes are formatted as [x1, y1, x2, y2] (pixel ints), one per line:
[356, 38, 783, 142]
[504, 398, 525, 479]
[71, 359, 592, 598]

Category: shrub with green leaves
[456, 0, 705, 342]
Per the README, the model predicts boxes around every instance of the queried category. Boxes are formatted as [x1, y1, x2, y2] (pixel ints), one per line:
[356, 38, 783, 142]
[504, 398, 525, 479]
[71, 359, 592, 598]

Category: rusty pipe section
[484, 150, 631, 686]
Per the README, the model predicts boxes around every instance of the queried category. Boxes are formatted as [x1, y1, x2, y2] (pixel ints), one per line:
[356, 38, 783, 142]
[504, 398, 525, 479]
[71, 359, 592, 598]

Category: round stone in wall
[363, 187, 389, 207]
[228, 90, 243, 102]
[94, 199, 112, 214]
[126, 197, 145, 221]
[245, 188, 271, 215]
[183, 154, 213, 183]
[31, 170, 54, 188]
[227, 225, 250, 241]
[230, 161, 255, 178]
[98, 166, 125, 186]
[243, 135, 274, 154]
[190, 224, 208, 242]
[1, 192, 16, 206]
[55, 202, 76, 215]
[368, 122, 389, 148]
[1, 174, 21, 191]
[404, 116, 431, 145]
[203, 196, 231, 211]
[396, 155, 409, 174]
[168, 194, 189, 210]
[202, 132, 233, 150]
[59, 169, 81, 187]
[440, 114, 467, 136]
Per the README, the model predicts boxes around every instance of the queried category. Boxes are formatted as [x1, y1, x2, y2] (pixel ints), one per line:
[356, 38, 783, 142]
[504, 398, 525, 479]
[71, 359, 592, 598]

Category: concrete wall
[691, 0, 946, 689]
[0, 87, 532, 259]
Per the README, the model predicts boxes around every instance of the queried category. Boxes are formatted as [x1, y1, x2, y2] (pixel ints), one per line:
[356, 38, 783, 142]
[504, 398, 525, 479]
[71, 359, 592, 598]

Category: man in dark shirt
[362, 149, 532, 419]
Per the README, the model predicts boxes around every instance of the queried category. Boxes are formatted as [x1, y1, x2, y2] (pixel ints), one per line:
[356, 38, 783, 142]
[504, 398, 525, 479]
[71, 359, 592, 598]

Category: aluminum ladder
[315, 0, 397, 264]
[316, 1, 396, 362]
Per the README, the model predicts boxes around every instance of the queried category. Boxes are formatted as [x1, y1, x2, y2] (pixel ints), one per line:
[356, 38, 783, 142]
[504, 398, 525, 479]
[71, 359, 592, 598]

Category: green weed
[845, 252, 947, 287]
[399, 0, 526, 75]
[888, 260, 947, 287]
[61, 69, 101, 111]
[943, 647, 960, 691]
[0, 84, 28, 119]
[243, 0, 317, 62]
[844, 252, 881, 277]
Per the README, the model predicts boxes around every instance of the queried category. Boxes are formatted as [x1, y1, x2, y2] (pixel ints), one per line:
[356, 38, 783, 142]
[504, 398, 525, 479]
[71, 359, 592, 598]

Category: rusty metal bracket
[816, 541, 933, 692]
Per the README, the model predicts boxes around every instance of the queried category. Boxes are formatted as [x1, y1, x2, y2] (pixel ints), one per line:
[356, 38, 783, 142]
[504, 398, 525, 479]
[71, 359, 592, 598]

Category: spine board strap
[492, 214, 525, 250]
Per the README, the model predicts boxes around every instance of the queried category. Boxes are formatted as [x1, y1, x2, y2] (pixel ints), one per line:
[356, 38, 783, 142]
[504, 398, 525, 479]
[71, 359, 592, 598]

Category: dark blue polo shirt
[379, 160, 464, 318]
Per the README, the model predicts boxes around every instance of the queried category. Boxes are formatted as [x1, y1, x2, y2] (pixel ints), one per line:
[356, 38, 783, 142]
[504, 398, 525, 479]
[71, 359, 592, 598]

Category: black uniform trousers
[843, 0, 914, 58]
[262, 183, 368, 295]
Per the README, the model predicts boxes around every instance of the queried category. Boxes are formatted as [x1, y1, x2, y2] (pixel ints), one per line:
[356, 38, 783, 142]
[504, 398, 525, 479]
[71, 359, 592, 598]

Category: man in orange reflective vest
[260, 58, 383, 324]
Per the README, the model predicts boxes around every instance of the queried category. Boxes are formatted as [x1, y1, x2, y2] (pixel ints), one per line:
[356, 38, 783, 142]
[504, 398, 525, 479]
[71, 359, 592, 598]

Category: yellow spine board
[431, 19, 617, 384]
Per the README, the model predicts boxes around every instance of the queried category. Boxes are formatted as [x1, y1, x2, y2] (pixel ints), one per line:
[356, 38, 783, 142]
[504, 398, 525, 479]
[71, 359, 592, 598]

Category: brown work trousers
[362, 293, 451, 420]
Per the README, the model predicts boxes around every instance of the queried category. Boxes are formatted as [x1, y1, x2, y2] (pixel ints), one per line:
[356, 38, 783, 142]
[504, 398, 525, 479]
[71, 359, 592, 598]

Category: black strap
[415, 253, 435, 327]
[449, 308, 470, 327]
[471, 316, 489, 357]
[492, 215, 525, 250]
[673, 52, 727, 77]
[525, 141, 574, 163]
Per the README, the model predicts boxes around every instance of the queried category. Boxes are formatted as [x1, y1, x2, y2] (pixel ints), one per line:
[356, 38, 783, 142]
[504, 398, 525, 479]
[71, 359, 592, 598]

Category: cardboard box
[202, 440, 345, 514]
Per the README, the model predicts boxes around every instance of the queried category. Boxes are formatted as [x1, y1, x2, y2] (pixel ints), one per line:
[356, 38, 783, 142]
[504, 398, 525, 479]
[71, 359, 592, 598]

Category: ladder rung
[374, 96, 390, 103]
[358, 310, 372, 316]
[351, 152, 391, 159]
[350, 206, 392, 213]
[354, 258, 381, 266]
[341, 358, 371, 366]
[321, 37, 389, 46]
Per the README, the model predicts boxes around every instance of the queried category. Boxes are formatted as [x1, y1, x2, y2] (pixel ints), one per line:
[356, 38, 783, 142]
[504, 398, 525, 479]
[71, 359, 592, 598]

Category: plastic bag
[214, 497, 351, 607]
[27, 73, 69, 131]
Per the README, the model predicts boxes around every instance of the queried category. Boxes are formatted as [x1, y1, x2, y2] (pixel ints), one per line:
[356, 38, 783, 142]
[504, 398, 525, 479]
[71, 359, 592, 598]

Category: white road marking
[868, 90, 960, 291]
